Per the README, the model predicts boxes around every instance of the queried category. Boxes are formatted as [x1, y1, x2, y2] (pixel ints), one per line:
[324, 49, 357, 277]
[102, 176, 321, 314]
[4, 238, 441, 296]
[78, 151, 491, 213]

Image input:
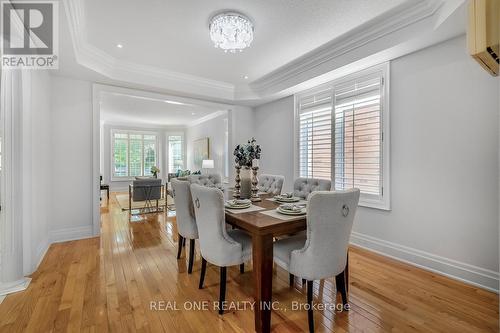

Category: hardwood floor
[0, 192, 497, 332]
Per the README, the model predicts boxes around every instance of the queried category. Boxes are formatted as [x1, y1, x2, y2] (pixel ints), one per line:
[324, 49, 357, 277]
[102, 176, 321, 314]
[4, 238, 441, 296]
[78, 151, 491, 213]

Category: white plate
[225, 204, 252, 210]
[227, 199, 251, 205]
[274, 196, 300, 203]
[276, 207, 306, 215]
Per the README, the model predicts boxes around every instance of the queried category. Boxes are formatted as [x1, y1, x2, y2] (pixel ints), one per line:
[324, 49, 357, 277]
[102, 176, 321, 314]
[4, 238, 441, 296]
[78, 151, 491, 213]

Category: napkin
[227, 199, 251, 206]
[280, 203, 305, 212]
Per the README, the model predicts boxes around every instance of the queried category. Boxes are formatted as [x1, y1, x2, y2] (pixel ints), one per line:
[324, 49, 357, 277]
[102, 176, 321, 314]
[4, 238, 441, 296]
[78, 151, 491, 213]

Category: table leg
[252, 234, 274, 333]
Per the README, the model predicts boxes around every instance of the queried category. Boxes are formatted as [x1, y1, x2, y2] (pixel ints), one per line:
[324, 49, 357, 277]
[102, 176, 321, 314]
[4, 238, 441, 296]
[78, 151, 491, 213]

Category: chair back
[188, 174, 222, 189]
[171, 179, 198, 239]
[293, 177, 331, 199]
[290, 189, 360, 280]
[189, 184, 244, 266]
[257, 174, 284, 195]
[132, 178, 162, 201]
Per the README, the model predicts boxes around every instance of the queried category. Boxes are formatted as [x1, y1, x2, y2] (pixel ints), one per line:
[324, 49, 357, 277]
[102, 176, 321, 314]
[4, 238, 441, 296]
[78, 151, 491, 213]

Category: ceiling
[83, 0, 407, 84]
[100, 92, 223, 127]
[59, 0, 466, 104]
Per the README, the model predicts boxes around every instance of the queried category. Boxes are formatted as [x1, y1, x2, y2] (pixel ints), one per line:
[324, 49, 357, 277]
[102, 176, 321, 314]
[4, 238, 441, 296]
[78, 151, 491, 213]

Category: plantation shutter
[129, 134, 143, 177]
[113, 133, 128, 177]
[333, 74, 383, 198]
[143, 135, 157, 176]
[112, 131, 158, 178]
[168, 135, 184, 173]
[298, 88, 333, 180]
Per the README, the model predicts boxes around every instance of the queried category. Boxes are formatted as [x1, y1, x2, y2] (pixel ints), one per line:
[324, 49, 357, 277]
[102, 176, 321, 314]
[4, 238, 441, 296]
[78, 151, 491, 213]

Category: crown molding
[92, 82, 235, 110]
[187, 110, 228, 128]
[63, 0, 456, 103]
[249, 0, 444, 95]
[63, 0, 235, 100]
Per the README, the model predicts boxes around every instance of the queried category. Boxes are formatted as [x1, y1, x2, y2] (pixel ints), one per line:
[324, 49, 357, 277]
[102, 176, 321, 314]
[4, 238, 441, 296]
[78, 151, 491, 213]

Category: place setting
[267, 192, 308, 205]
[260, 202, 307, 221]
[224, 198, 265, 214]
[276, 203, 307, 216]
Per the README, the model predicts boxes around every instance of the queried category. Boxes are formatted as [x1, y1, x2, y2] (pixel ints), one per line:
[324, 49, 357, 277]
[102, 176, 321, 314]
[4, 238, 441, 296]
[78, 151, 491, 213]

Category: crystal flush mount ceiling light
[209, 12, 254, 53]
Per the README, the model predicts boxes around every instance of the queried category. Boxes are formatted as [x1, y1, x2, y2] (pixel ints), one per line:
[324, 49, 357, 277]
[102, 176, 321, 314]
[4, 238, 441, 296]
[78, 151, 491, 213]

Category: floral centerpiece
[233, 137, 261, 168]
[233, 138, 261, 199]
[150, 166, 160, 178]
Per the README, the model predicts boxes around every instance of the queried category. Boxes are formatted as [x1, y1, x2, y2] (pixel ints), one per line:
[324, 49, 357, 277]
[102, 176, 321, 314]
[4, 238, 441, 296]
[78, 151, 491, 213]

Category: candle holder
[251, 166, 261, 202]
[234, 165, 241, 199]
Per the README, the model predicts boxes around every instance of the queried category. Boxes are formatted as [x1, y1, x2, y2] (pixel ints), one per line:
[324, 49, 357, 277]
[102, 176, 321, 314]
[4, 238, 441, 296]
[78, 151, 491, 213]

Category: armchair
[128, 178, 163, 215]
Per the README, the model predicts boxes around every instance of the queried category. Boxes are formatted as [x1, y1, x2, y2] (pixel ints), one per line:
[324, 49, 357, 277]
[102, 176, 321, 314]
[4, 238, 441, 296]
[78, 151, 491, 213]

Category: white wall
[254, 36, 500, 291]
[184, 106, 255, 185]
[186, 112, 228, 176]
[228, 106, 255, 186]
[50, 76, 94, 241]
[254, 97, 295, 192]
[27, 70, 52, 272]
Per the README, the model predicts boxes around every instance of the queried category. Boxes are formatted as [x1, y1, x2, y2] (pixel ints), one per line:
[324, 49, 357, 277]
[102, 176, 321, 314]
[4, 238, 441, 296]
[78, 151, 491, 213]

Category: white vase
[240, 168, 252, 199]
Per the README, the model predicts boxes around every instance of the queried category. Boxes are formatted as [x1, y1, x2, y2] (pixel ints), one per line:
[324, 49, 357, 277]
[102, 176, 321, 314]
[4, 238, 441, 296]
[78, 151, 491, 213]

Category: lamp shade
[202, 159, 214, 169]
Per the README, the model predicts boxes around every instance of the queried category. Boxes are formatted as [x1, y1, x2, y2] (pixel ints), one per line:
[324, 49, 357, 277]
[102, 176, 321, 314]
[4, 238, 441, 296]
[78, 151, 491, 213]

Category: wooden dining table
[224, 194, 307, 333]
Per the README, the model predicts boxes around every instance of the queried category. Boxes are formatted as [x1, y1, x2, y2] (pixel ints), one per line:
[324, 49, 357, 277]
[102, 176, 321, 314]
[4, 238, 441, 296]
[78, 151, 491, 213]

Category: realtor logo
[1, 1, 58, 69]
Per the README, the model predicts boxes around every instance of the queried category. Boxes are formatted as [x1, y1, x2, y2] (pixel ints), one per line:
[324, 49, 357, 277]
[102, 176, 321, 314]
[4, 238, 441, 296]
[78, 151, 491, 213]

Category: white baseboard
[49, 225, 94, 243]
[34, 238, 50, 270]
[350, 231, 499, 293]
[0, 277, 31, 297]
[109, 185, 128, 192]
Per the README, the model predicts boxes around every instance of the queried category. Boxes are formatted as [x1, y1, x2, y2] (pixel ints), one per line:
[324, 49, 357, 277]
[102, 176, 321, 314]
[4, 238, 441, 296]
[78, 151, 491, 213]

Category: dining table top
[224, 194, 307, 236]
[223, 193, 308, 333]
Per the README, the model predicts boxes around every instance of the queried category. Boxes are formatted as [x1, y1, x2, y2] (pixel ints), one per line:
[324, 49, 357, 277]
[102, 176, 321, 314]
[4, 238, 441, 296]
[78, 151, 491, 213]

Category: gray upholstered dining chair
[293, 177, 331, 199]
[188, 174, 223, 190]
[189, 184, 252, 314]
[257, 174, 285, 195]
[273, 189, 360, 333]
[170, 179, 199, 274]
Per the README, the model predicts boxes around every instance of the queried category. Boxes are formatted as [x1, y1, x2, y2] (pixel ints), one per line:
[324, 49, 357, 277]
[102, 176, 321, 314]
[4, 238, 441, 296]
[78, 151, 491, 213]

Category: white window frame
[166, 132, 186, 174]
[110, 129, 160, 181]
[294, 63, 391, 210]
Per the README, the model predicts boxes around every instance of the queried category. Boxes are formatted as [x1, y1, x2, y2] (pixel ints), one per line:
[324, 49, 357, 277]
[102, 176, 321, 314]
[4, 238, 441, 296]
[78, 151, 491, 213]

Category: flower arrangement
[234, 137, 261, 168]
[150, 166, 160, 177]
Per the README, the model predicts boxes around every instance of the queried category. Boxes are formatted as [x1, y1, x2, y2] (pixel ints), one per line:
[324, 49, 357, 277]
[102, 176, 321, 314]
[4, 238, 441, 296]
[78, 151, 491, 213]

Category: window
[112, 131, 158, 178]
[168, 135, 184, 173]
[296, 64, 390, 209]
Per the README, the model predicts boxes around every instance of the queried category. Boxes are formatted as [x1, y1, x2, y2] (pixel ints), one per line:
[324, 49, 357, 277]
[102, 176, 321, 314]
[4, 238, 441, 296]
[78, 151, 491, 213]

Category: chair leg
[289, 273, 295, 287]
[307, 280, 314, 333]
[346, 252, 349, 293]
[240, 263, 244, 274]
[199, 257, 207, 289]
[177, 235, 184, 259]
[219, 266, 227, 315]
[335, 270, 348, 306]
[188, 239, 195, 274]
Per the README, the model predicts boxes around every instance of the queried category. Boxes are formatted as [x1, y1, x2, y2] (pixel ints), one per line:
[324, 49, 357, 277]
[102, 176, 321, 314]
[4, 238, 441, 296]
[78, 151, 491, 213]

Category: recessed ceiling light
[116, 44, 123, 48]
[191, 112, 196, 116]
[244, 75, 249, 79]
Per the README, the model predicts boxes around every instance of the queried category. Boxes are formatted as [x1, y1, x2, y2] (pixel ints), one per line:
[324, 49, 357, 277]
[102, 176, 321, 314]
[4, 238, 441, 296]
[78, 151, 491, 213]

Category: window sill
[111, 177, 136, 182]
[359, 199, 391, 211]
